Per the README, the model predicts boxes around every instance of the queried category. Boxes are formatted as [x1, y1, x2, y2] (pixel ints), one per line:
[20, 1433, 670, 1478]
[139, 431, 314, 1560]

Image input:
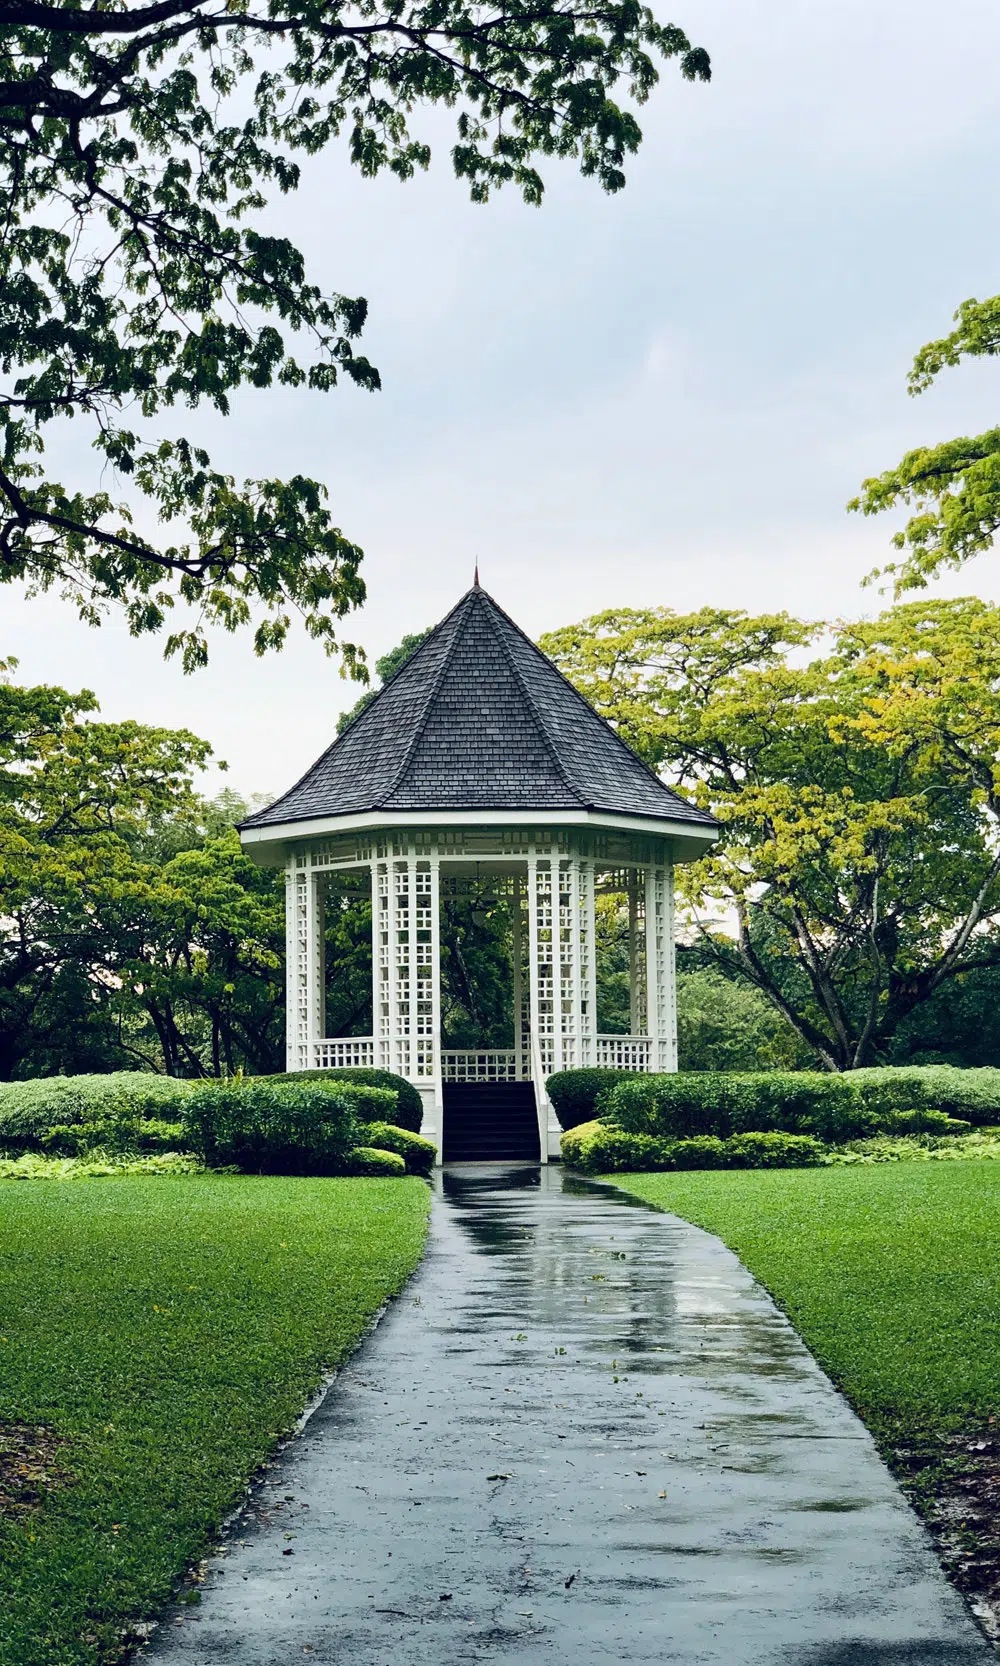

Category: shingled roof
[242, 584, 717, 832]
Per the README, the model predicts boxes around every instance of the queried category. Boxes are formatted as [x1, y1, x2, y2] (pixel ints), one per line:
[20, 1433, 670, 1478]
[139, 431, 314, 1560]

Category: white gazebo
[240, 582, 717, 1162]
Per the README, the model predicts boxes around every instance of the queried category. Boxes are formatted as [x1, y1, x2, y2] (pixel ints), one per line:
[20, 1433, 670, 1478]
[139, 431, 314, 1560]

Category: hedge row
[547, 1065, 1000, 1140]
[0, 1066, 423, 1151]
[562, 1120, 825, 1174]
[253, 1068, 424, 1132]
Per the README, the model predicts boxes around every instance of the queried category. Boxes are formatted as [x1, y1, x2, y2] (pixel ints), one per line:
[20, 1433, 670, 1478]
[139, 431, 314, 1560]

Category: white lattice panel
[597, 1035, 653, 1070]
[441, 1049, 529, 1082]
[311, 1038, 375, 1069]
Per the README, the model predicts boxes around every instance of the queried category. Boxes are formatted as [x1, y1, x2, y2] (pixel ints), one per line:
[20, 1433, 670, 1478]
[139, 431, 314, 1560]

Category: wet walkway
[146, 1165, 993, 1665]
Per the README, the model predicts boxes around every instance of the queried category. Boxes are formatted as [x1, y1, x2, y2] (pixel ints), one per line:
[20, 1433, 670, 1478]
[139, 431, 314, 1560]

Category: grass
[612, 1162, 1000, 1444]
[0, 1173, 429, 1666]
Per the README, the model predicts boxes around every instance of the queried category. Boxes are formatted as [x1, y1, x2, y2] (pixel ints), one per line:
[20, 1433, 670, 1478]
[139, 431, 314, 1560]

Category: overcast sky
[6, 0, 1000, 800]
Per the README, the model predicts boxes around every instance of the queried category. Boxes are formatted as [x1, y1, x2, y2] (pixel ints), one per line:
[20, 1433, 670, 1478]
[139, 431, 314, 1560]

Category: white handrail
[529, 1029, 551, 1166]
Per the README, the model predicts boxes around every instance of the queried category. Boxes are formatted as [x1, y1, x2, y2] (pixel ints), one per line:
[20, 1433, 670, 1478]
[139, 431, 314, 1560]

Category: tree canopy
[851, 295, 1000, 592]
[0, 0, 709, 669]
[542, 595, 1000, 1070]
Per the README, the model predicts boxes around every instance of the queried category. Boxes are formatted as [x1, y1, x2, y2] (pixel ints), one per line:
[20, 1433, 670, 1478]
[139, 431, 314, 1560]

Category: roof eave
[239, 804, 718, 868]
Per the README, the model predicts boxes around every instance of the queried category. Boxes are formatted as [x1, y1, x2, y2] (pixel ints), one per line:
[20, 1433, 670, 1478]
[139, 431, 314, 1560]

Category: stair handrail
[529, 1028, 551, 1166]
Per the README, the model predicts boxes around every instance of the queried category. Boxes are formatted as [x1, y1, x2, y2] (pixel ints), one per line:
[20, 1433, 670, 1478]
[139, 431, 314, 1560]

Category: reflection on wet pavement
[145, 1164, 993, 1665]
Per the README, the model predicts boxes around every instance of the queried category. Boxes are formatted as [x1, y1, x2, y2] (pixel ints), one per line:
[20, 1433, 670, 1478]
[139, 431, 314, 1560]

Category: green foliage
[825, 1131, 1000, 1165]
[560, 1119, 824, 1173]
[677, 968, 813, 1071]
[0, 1174, 428, 1661]
[0, 1072, 193, 1147]
[0, 3, 708, 666]
[262, 1068, 422, 1131]
[542, 598, 1000, 1070]
[0, 1150, 205, 1179]
[0, 669, 288, 1080]
[850, 295, 1000, 593]
[546, 1068, 635, 1129]
[346, 1146, 408, 1176]
[602, 1067, 997, 1145]
[40, 1117, 187, 1157]
[849, 1065, 1000, 1124]
[182, 1078, 358, 1174]
[357, 1121, 437, 1176]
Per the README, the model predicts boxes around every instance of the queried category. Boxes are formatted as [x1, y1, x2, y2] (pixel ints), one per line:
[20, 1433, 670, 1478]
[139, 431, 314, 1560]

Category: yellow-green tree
[542, 596, 1000, 1070]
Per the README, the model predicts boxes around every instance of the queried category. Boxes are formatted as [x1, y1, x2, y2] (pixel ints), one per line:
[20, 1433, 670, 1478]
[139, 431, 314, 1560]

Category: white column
[645, 861, 676, 1072]
[663, 859, 678, 1071]
[373, 855, 391, 1069]
[628, 869, 645, 1036]
[391, 853, 411, 1079]
[427, 851, 442, 1094]
[564, 856, 581, 1071]
[512, 871, 524, 1079]
[527, 850, 557, 1079]
[285, 853, 323, 1073]
[306, 871, 326, 1053]
[580, 858, 597, 1068]
[285, 857, 305, 1071]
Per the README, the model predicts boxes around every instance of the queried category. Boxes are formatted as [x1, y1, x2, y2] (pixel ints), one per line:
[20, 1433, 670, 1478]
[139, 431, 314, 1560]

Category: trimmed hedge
[601, 1069, 990, 1144]
[182, 1078, 359, 1175]
[546, 1069, 635, 1130]
[0, 1073, 193, 1148]
[254, 1067, 423, 1132]
[347, 1146, 407, 1177]
[40, 1118, 187, 1157]
[561, 1120, 824, 1174]
[358, 1121, 436, 1176]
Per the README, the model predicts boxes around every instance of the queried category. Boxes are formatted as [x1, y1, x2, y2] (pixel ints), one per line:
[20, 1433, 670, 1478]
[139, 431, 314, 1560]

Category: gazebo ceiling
[241, 582, 718, 840]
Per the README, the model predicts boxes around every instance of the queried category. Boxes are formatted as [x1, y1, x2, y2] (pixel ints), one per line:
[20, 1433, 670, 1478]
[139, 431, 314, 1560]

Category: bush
[182, 1078, 358, 1174]
[254, 1068, 423, 1131]
[560, 1121, 672, 1173]
[668, 1136, 731, 1170]
[850, 1066, 1000, 1126]
[546, 1070, 636, 1130]
[604, 1072, 885, 1143]
[346, 1146, 407, 1177]
[725, 1131, 825, 1168]
[0, 1073, 193, 1149]
[561, 1122, 825, 1174]
[357, 1121, 436, 1176]
[41, 1118, 187, 1157]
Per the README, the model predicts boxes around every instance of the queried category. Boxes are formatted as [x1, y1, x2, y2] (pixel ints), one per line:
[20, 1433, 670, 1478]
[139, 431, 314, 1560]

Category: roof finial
[473, 561, 480, 588]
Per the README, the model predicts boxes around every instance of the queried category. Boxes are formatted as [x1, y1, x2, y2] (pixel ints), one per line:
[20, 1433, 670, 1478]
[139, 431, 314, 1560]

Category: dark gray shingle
[242, 586, 717, 831]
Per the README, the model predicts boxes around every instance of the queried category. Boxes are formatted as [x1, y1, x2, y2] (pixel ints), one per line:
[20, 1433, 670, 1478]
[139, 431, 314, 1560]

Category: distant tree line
[7, 595, 1000, 1078]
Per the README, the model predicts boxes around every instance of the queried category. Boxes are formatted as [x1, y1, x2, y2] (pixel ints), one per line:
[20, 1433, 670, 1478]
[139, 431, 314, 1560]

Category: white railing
[309, 1037, 375, 1070]
[440, 1048, 529, 1083]
[306, 1033, 652, 1078]
[596, 1034, 652, 1071]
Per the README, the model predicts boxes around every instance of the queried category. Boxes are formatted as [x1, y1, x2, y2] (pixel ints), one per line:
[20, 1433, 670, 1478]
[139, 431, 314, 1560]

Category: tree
[0, 2, 709, 670]
[0, 661, 213, 1074]
[541, 596, 1000, 1071]
[851, 296, 1000, 592]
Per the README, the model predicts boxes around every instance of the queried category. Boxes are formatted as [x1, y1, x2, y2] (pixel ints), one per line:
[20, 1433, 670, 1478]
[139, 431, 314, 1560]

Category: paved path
[146, 1164, 993, 1665]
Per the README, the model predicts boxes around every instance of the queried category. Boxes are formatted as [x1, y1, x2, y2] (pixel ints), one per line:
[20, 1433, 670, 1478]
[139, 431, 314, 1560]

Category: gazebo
[240, 582, 717, 1162]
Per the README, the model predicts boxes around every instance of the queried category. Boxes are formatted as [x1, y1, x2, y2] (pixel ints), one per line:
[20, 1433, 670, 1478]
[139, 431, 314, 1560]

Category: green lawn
[0, 1175, 429, 1666]
[613, 1163, 1000, 1447]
